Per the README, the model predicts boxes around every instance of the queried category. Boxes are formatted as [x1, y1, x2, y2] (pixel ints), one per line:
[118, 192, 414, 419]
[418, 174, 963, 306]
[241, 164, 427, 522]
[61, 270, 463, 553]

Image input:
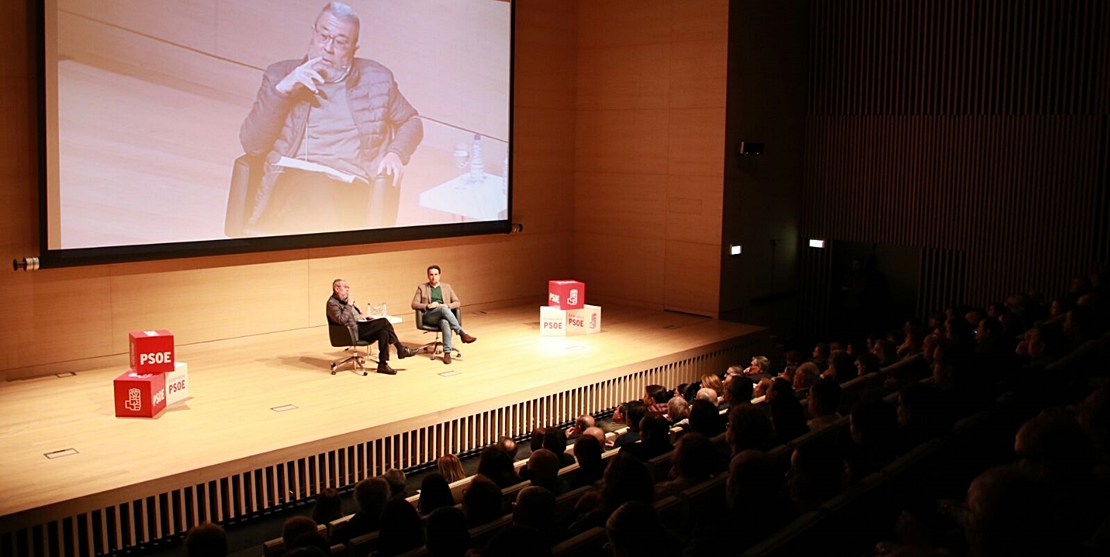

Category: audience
[462, 474, 503, 528]
[569, 433, 605, 489]
[382, 468, 408, 499]
[437, 453, 466, 484]
[424, 507, 469, 557]
[332, 477, 389, 544]
[605, 501, 681, 557]
[621, 413, 674, 462]
[281, 516, 318, 549]
[311, 487, 342, 527]
[613, 401, 647, 448]
[376, 498, 424, 556]
[417, 473, 454, 515]
[476, 445, 521, 488]
[184, 522, 227, 557]
[656, 433, 720, 498]
[806, 377, 843, 430]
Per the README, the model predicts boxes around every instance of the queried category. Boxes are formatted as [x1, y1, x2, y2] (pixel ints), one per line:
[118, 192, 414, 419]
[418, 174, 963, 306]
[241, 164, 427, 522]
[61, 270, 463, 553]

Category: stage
[0, 304, 765, 556]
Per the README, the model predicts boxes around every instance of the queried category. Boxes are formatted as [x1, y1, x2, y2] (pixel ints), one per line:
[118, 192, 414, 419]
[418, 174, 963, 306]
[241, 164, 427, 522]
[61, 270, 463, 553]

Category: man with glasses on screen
[240, 2, 422, 235]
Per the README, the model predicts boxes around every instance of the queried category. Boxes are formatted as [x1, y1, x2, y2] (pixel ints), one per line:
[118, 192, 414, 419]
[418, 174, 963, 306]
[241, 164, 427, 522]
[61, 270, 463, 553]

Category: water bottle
[469, 134, 484, 183]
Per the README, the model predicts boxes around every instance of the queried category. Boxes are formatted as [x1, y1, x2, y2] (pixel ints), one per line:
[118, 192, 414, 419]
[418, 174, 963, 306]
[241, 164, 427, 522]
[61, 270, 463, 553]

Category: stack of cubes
[113, 330, 190, 418]
[541, 280, 602, 336]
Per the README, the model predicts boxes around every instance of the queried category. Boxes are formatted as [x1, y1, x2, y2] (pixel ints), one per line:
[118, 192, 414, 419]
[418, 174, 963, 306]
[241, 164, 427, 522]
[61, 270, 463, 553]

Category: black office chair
[415, 308, 463, 361]
[327, 322, 374, 376]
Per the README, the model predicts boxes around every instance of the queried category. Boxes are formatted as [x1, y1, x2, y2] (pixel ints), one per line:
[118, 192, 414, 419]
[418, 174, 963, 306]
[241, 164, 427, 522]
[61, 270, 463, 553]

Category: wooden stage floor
[0, 304, 764, 554]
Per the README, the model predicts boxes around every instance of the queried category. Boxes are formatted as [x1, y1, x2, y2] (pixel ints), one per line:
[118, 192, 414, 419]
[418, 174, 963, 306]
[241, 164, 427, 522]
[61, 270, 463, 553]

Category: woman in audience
[897, 320, 923, 359]
[437, 453, 465, 484]
[311, 487, 343, 527]
[375, 498, 424, 557]
[476, 445, 521, 488]
[872, 339, 898, 366]
[700, 374, 725, 405]
[418, 473, 455, 515]
[462, 474, 504, 528]
[824, 350, 856, 383]
[667, 395, 690, 425]
[812, 342, 831, 372]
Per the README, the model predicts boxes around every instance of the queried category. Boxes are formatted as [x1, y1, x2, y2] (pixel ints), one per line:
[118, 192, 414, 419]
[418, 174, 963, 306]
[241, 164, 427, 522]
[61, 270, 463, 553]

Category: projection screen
[40, 0, 513, 266]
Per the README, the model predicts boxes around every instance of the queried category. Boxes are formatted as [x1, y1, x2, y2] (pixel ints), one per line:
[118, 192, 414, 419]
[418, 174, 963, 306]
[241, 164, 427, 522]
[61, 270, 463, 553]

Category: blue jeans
[423, 306, 463, 351]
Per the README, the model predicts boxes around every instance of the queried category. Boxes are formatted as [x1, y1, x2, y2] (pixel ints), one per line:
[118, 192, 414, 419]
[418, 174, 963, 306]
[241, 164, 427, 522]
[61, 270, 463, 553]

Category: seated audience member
[688, 398, 726, 438]
[896, 320, 923, 358]
[811, 342, 831, 371]
[667, 396, 690, 425]
[571, 453, 655, 534]
[682, 382, 702, 403]
[724, 374, 755, 406]
[497, 435, 519, 461]
[425, 507, 469, 557]
[962, 465, 1061, 557]
[896, 383, 945, 447]
[326, 278, 419, 375]
[566, 413, 595, 441]
[780, 350, 804, 383]
[726, 403, 774, 455]
[543, 426, 576, 468]
[605, 501, 681, 557]
[410, 265, 477, 365]
[621, 413, 674, 462]
[742, 355, 773, 381]
[527, 449, 569, 496]
[613, 401, 647, 448]
[656, 433, 721, 498]
[871, 338, 898, 366]
[727, 450, 796, 548]
[477, 445, 521, 488]
[418, 473, 455, 515]
[644, 384, 670, 414]
[382, 468, 408, 499]
[806, 377, 843, 431]
[769, 393, 810, 445]
[332, 477, 390, 544]
[311, 487, 343, 526]
[823, 350, 856, 383]
[793, 361, 821, 394]
[855, 351, 881, 377]
[282, 516, 318, 550]
[462, 474, 504, 528]
[184, 522, 227, 557]
[568, 434, 605, 489]
[787, 438, 845, 512]
[696, 387, 720, 404]
[377, 498, 424, 557]
[512, 486, 558, 547]
[700, 374, 726, 406]
[437, 453, 465, 484]
[845, 398, 899, 482]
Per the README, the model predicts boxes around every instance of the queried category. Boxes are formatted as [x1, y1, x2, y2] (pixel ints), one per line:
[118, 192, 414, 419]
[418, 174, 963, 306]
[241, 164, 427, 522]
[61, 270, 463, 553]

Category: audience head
[418, 473, 455, 515]
[513, 486, 556, 532]
[788, 438, 844, 503]
[726, 403, 774, 454]
[896, 383, 939, 430]
[813, 342, 830, 361]
[667, 396, 690, 421]
[354, 477, 391, 517]
[477, 445, 518, 487]
[793, 362, 820, 391]
[639, 413, 672, 445]
[769, 394, 809, 442]
[808, 377, 843, 419]
[425, 506, 469, 557]
[727, 450, 779, 511]
[964, 465, 1057, 557]
[542, 426, 569, 456]
[623, 401, 647, 432]
[382, 468, 406, 499]
[530, 427, 545, 451]
[827, 350, 856, 382]
[527, 448, 561, 487]
[184, 522, 227, 557]
[644, 384, 669, 405]
[671, 432, 719, 482]
[497, 435, 519, 460]
[281, 516, 318, 549]
[601, 453, 656, 513]
[689, 398, 725, 437]
[606, 501, 677, 557]
[700, 375, 724, 402]
[462, 474, 503, 527]
[1014, 409, 1096, 481]
[696, 387, 719, 403]
[769, 377, 794, 400]
[377, 497, 424, 557]
[682, 382, 702, 403]
[437, 453, 465, 484]
[311, 487, 342, 527]
[854, 352, 881, 377]
[725, 374, 754, 404]
[582, 426, 607, 444]
[573, 433, 603, 466]
[572, 413, 595, 435]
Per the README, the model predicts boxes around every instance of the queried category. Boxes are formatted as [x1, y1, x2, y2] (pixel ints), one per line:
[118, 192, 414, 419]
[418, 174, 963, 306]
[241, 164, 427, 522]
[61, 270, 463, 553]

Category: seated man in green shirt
[411, 265, 476, 364]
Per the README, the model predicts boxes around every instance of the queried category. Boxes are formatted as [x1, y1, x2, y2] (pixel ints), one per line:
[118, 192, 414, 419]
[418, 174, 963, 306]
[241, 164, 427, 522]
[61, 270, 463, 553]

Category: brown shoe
[460, 333, 477, 344]
[397, 346, 420, 359]
[443, 352, 452, 365]
[377, 362, 397, 375]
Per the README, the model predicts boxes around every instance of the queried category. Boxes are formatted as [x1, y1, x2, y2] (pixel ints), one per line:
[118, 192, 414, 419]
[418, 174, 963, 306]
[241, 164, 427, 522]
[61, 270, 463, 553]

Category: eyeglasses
[313, 26, 352, 49]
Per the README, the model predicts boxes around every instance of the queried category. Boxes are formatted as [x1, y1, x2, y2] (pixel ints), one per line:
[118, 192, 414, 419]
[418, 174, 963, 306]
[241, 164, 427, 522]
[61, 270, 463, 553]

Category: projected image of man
[240, 1, 423, 235]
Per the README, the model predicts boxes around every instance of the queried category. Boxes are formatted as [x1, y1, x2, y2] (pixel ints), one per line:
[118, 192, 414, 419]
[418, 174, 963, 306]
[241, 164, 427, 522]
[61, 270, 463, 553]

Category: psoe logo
[549, 292, 560, 304]
[568, 289, 579, 305]
[125, 388, 142, 411]
[152, 389, 165, 406]
[144, 330, 160, 337]
[568, 316, 584, 327]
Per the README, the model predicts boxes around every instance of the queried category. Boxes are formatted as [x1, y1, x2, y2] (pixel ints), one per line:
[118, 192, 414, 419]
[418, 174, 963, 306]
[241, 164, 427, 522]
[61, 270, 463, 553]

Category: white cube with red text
[165, 362, 190, 406]
[547, 280, 585, 310]
[566, 304, 602, 335]
[129, 329, 175, 373]
[113, 371, 167, 418]
[540, 306, 568, 336]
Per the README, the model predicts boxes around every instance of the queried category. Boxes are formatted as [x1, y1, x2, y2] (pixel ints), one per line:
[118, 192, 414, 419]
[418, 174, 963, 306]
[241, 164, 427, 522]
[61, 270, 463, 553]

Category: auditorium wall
[0, 0, 579, 380]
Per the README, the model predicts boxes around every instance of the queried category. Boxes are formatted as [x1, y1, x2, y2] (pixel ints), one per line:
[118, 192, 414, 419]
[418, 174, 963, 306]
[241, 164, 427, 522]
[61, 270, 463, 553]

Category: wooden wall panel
[800, 0, 1110, 329]
[575, 0, 728, 317]
[1, 0, 578, 380]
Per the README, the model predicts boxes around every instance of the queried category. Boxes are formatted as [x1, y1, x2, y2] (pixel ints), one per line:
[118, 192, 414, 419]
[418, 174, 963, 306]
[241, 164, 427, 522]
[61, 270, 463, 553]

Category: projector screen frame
[34, 0, 516, 269]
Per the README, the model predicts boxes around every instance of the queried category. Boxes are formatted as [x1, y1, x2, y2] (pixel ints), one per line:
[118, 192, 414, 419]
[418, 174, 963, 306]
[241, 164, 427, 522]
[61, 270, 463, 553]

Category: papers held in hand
[276, 156, 365, 184]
